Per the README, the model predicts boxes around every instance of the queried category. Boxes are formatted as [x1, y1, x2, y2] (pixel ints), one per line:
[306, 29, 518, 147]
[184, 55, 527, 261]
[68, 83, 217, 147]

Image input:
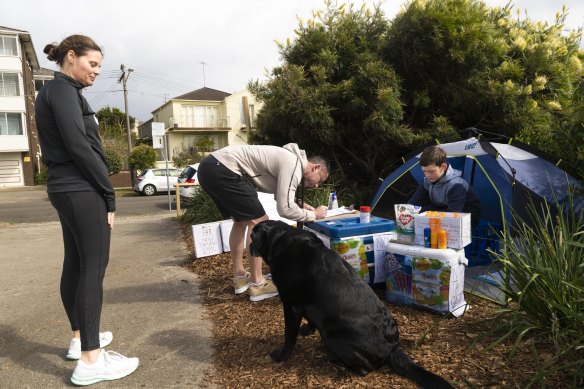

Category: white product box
[414, 211, 472, 249]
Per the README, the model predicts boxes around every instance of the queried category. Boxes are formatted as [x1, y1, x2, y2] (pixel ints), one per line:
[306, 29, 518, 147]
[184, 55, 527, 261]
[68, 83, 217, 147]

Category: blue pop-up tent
[370, 136, 583, 264]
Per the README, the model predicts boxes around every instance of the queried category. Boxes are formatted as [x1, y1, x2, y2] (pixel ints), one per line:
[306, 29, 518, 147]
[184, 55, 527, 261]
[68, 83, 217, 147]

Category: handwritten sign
[192, 222, 223, 258]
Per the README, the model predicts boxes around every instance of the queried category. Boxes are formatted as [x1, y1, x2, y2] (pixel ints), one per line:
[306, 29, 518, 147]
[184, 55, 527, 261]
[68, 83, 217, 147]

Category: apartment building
[0, 26, 40, 187]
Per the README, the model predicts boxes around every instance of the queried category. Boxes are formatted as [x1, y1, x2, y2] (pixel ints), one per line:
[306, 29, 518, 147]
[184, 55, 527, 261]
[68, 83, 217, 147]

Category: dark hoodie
[408, 164, 480, 224]
[35, 72, 115, 211]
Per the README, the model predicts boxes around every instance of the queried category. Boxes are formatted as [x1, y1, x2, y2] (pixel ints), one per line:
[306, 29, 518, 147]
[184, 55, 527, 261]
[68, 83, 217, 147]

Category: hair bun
[43, 43, 59, 62]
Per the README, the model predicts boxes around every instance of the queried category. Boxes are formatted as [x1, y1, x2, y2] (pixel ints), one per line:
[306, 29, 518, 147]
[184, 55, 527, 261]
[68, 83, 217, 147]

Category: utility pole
[119, 64, 135, 186]
[199, 61, 207, 87]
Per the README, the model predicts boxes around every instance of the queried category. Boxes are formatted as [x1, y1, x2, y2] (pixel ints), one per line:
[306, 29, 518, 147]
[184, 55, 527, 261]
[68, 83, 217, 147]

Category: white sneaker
[70, 349, 139, 386]
[67, 332, 113, 360]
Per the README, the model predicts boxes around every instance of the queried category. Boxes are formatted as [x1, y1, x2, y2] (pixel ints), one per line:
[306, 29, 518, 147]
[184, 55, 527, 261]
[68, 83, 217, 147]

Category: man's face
[303, 164, 328, 189]
[421, 163, 447, 183]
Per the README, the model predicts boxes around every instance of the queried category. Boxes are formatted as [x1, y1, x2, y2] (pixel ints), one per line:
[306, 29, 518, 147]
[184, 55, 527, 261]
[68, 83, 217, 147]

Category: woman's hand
[107, 212, 115, 229]
[303, 203, 315, 211]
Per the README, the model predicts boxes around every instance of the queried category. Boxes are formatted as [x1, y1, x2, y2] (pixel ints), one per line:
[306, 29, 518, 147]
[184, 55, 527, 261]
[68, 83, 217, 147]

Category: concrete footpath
[0, 213, 216, 388]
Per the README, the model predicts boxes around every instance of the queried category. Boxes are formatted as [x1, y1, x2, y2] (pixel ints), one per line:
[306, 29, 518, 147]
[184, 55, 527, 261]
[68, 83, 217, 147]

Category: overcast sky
[3, 0, 583, 121]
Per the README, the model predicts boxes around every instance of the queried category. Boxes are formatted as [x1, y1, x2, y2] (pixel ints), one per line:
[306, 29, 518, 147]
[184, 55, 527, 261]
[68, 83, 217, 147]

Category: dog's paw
[299, 323, 316, 336]
[270, 349, 291, 362]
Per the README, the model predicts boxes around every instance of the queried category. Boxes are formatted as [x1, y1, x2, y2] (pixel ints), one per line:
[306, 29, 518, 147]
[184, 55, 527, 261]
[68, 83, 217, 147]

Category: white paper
[373, 234, 396, 283]
[325, 206, 355, 217]
[192, 222, 223, 258]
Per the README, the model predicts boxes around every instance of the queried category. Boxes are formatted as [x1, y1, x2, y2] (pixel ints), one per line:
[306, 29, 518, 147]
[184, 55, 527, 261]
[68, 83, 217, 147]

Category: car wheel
[143, 184, 157, 196]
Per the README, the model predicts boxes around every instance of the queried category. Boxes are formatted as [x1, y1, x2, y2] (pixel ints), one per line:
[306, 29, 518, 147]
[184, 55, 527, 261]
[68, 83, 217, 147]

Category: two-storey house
[0, 26, 41, 187]
[138, 87, 261, 163]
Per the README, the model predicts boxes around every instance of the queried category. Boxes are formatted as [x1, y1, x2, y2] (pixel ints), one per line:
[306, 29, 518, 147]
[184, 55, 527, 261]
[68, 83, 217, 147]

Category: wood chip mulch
[179, 224, 567, 388]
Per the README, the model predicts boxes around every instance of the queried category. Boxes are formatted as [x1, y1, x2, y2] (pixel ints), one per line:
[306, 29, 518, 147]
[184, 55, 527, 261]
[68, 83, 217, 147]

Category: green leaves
[487, 197, 584, 385]
[127, 144, 157, 172]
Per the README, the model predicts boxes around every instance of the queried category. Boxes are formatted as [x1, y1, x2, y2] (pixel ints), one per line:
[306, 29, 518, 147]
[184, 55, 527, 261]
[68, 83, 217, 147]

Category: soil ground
[180, 225, 570, 388]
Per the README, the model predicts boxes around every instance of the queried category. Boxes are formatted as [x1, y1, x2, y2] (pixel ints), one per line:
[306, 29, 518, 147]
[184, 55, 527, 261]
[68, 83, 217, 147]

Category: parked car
[177, 163, 200, 199]
[133, 168, 182, 196]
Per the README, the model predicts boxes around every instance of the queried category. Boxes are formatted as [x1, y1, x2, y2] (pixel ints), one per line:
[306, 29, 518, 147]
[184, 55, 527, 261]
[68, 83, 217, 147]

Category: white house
[138, 87, 262, 163]
[0, 26, 41, 187]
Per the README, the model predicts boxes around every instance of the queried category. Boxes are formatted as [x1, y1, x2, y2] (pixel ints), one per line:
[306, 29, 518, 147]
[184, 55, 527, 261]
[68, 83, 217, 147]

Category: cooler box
[385, 242, 468, 317]
[304, 216, 396, 287]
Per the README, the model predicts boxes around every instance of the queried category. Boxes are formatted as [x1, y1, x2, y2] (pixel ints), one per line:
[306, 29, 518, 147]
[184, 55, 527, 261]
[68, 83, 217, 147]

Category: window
[34, 79, 50, 92]
[181, 105, 219, 127]
[0, 73, 20, 96]
[0, 36, 18, 56]
[0, 113, 23, 135]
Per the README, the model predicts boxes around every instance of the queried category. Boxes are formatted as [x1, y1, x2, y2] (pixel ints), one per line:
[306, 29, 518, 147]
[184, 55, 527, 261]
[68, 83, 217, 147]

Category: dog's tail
[388, 346, 454, 389]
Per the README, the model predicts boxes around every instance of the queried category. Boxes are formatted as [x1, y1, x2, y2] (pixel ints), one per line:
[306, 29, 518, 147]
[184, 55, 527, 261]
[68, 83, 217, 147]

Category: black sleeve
[445, 183, 467, 212]
[50, 83, 116, 211]
[408, 184, 431, 207]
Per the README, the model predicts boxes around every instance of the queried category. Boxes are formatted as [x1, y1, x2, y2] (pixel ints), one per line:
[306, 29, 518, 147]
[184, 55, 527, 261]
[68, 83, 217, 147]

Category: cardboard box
[385, 243, 469, 317]
[304, 217, 396, 286]
[414, 211, 471, 249]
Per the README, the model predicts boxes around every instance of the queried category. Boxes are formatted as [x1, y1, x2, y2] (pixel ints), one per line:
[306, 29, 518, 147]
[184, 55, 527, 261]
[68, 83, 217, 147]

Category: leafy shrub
[172, 149, 202, 168]
[128, 145, 157, 171]
[303, 182, 354, 210]
[104, 148, 123, 175]
[180, 186, 222, 224]
[34, 163, 48, 185]
[485, 198, 584, 387]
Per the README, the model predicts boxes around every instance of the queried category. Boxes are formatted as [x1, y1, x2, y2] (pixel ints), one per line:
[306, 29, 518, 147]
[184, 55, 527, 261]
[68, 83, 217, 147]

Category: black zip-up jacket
[35, 72, 115, 211]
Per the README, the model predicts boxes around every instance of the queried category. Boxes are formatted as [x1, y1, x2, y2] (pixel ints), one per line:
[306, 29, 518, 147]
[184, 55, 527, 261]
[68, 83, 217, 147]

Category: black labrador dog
[250, 220, 453, 389]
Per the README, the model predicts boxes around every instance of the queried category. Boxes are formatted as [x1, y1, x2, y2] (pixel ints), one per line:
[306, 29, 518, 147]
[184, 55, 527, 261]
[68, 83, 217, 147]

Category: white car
[178, 163, 200, 199]
[133, 168, 182, 196]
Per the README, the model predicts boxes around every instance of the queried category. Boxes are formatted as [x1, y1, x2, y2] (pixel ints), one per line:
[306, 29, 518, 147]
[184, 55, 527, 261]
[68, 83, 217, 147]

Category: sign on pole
[152, 122, 165, 149]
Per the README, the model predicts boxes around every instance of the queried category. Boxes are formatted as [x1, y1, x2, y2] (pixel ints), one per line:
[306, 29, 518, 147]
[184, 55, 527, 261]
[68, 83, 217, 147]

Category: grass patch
[115, 188, 139, 197]
[482, 197, 584, 387]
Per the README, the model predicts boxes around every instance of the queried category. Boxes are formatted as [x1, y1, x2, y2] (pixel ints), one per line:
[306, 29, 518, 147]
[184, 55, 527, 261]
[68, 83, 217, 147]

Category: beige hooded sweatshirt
[211, 143, 315, 221]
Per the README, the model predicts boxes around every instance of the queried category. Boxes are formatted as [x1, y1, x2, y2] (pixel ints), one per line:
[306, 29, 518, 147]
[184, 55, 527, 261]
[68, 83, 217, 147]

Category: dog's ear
[265, 221, 292, 247]
[249, 221, 270, 257]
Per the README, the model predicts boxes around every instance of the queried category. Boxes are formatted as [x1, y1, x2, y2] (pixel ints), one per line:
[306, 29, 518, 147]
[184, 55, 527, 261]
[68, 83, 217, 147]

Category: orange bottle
[437, 229, 448, 249]
[430, 218, 441, 248]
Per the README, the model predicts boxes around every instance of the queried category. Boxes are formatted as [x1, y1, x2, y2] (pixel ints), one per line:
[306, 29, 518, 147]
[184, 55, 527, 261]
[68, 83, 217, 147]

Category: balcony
[0, 135, 28, 152]
[169, 116, 231, 131]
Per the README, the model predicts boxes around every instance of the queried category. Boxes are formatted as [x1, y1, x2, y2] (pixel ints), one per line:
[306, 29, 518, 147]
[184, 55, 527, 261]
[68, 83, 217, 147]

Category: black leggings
[48, 191, 110, 352]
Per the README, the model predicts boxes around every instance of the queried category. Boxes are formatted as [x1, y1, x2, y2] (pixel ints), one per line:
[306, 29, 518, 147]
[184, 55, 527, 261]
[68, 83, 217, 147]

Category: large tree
[383, 0, 583, 174]
[251, 0, 584, 198]
[97, 106, 137, 170]
[249, 1, 426, 200]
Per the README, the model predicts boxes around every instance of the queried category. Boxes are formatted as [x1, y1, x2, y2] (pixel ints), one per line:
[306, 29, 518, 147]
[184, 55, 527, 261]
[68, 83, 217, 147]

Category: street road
[0, 187, 177, 224]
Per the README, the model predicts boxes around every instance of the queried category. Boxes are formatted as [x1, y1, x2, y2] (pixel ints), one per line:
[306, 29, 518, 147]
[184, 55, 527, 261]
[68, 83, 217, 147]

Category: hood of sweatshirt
[283, 143, 308, 166]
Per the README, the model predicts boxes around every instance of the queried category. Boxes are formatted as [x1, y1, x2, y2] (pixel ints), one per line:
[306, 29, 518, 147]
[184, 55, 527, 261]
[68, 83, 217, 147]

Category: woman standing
[35, 34, 139, 386]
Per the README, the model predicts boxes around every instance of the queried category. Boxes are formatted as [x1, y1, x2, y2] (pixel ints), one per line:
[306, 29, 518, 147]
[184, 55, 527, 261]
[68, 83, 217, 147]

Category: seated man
[408, 145, 481, 226]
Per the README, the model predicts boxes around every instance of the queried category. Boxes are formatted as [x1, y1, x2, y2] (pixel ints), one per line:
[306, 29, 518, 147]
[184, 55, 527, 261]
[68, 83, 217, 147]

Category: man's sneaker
[70, 349, 139, 386]
[233, 272, 251, 294]
[67, 332, 113, 360]
[249, 280, 279, 302]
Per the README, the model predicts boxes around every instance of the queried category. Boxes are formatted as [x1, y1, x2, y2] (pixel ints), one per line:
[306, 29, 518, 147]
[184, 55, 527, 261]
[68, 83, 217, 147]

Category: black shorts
[197, 154, 266, 222]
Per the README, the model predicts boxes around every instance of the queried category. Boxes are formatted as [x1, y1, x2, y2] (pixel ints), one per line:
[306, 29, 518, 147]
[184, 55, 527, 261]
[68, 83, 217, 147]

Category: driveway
[0, 209, 216, 387]
[0, 186, 178, 224]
